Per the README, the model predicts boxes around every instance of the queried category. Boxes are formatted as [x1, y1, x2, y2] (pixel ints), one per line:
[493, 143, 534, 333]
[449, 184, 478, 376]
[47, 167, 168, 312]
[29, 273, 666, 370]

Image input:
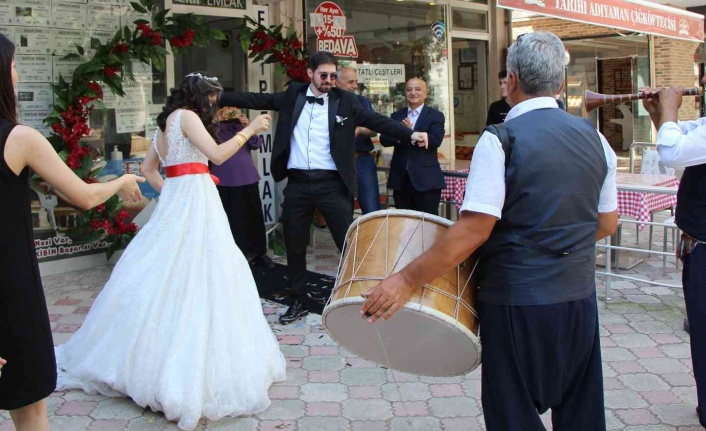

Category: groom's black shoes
[279, 299, 309, 324]
[307, 289, 331, 304]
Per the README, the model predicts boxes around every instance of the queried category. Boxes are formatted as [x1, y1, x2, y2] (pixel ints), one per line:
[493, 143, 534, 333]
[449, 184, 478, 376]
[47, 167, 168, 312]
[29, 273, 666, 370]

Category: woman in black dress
[0, 33, 143, 431]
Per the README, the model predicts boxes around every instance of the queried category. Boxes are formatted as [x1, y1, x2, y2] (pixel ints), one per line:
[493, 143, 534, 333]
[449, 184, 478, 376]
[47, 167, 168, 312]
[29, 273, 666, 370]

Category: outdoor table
[616, 173, 679, 230]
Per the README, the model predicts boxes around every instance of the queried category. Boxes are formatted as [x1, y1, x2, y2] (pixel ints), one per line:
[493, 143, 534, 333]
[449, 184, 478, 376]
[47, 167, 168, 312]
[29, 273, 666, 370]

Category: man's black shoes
[279, 300, 309, 324]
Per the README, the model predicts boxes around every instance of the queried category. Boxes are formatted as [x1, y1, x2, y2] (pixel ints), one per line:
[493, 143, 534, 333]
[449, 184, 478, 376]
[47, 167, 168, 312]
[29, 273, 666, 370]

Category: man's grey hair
[506, 31, 565, 97]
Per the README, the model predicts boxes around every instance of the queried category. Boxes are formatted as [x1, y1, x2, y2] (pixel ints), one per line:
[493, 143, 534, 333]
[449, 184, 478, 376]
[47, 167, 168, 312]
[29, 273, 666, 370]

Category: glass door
[451, 38, 487, 164]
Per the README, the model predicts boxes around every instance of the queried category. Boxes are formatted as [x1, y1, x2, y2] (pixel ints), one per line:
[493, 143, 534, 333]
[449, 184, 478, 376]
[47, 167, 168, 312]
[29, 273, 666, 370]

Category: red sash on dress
[164, 163, 220, 185]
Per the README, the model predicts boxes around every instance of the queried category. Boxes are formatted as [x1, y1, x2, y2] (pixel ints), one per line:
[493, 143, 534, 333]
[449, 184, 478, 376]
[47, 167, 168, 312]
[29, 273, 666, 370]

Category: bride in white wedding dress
[55, 73, 286, 430]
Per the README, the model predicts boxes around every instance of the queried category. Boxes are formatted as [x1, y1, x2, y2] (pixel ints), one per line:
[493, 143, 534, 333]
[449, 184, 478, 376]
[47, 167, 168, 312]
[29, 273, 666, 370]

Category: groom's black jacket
[220, 82, 414, 197]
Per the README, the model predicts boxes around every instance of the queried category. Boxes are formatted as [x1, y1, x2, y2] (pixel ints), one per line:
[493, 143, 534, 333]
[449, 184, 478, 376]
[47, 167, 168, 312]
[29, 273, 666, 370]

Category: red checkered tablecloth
[616, 173, 679, 230]
[440, 170, 469, 207]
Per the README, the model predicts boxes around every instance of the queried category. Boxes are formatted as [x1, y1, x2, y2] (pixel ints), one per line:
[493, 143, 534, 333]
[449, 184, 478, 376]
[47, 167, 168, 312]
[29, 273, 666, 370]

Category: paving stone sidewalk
[1, 213, 702, 430]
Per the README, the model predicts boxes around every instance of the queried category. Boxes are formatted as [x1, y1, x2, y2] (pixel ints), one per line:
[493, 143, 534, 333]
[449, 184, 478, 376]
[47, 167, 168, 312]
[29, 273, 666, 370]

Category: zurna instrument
[585, 87, 703, 113]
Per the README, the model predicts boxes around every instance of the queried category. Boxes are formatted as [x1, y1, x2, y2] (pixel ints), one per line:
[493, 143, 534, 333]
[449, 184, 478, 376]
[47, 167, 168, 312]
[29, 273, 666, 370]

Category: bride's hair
[156, 72, 223, 140]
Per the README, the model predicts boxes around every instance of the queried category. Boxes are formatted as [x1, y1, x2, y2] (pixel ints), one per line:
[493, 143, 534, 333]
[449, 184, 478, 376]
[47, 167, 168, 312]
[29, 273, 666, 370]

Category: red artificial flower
[137, 23, 153, 37]
[290, 38, 303, 50]
[51, 123, 61, 134]
[87, 82, 103, 99]
[111, 44, 129, 54]
[104, 65, 120, 78]
[152, 32, 162, 46]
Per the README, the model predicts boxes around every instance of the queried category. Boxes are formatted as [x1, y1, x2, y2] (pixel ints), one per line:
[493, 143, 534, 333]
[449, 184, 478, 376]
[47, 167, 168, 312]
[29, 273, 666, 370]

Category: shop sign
[311, 1, 358, 58]
[356, 64, 406, 86]
[172, 0, 246, 10]
[498, 0, 704, 42]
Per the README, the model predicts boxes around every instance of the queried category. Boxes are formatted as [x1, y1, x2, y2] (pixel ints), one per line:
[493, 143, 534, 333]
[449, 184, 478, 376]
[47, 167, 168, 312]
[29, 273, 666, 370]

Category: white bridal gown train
[55, 110, 287, 430]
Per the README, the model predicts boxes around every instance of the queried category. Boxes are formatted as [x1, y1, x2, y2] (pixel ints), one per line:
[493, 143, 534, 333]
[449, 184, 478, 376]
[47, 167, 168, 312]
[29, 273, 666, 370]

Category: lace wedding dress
[56, 110, 286, 430]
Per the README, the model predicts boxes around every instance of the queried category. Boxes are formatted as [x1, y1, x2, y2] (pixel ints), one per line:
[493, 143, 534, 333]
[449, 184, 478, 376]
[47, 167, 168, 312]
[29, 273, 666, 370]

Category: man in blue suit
[380, 78, 446, 215]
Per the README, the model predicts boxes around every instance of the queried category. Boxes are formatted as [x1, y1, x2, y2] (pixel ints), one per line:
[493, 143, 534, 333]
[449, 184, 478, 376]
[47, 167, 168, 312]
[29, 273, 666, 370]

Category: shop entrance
[451, 38, 487, 163]
[173, 16, 247, 93]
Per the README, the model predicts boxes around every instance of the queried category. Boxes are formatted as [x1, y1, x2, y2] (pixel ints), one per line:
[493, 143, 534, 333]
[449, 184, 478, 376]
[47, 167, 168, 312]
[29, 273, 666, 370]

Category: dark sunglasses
[318, 72, 338, 81]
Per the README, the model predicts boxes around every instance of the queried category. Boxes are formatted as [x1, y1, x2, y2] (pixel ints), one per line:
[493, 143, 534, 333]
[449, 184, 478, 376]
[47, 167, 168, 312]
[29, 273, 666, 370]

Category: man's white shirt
[288, 87, 337, 171]
[656, 118, 706, 168]
[459, 97, 618, 219]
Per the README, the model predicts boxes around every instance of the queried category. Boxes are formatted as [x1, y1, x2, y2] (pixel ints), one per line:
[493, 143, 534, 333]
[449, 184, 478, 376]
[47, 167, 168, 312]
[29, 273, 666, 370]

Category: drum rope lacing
[334, 211, 479, 322]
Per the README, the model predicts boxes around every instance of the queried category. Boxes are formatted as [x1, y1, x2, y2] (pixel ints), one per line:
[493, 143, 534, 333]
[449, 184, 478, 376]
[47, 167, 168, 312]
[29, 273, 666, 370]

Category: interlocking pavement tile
[87, 419, 129, 431]
[389, 416, 441, 431]
[300, 383, 348, 402]
[386, 369, 419, 382]
[43, 415, 93, 431]
[661, 373, 697, 387]
[630, 347, 665, 359]
[625, 313, 652, 322]
[639, 358, 691, 374]
[428, 397, 479, 418]
[91, 398, 144, 421]
[286, 358, 302, 369]
[381, 382, 431, 401]
[256, 400, 305, 421]
[611, 360, 647, 374]
[303, 333, 336, 347]
[651, 404, 702, 426]
[126, 414, 171, 431]
[276, 368, 308, 387]
[55, 400, 97, 416]
[611, 333, 658, 349]
[602, 347, 637, 362]
[54, 323, 82, 333]
[392, 400, 428, 416]
[297, 417, 350, 431]
[55, 298, 81, 306]
[344, 357, 378, 368]
[351, 420, 387, 431]
[601, 337, 617, 347]
[660, 343, 693, 359]
[604, 324, 634, 334]
[308, 370, 341, 383]
[672, 386, 698, 405]
[277, 335, 304, 345]
[623, 425, 681, 431]
[302, 355, 345, 371]
[342, 399, 393, 421]
[441, 417, 484, 431]
[461, 379, 482, 398]
[605, 409, 625, 430]
[603, 377, 625, 390]
[419, 375, 465, 384]
[258, 420, 296, 431]
[206, 416, 258, 430]
[280, 345, 309, 357]
[619, 373, 670, 392]
[268, 386, 300, 399]
[309, 346, 339, 355]
[614, 408, 660, 425]
[305, 402, 342, 417]
[630, 320, 674, 334]
[429, 383, 465, 397]
[604, 390, 649, 409]
[348, 385, 382, 399]
[639, 390, 683, 405]
[340, 367, 387, 385]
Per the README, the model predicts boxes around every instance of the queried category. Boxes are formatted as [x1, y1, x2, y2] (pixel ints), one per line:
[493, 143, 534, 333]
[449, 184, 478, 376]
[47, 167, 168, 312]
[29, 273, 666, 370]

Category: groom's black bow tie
[306, 96, 324, 105]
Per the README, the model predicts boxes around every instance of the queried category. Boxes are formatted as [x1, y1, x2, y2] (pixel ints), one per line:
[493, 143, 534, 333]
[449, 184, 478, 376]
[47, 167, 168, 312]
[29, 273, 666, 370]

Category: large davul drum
[322, 209, 481, 376]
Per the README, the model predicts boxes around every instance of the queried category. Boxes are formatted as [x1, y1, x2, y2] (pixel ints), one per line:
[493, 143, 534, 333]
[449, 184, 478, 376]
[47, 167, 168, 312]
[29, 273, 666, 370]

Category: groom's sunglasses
[318, 72, 338, 81]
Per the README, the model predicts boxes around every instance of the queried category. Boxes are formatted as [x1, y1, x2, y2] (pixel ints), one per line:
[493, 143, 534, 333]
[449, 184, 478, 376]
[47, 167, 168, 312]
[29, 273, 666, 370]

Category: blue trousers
[355, 153, 380, 214]
[683, 244, 706, 427]
[478, 294, 606, 431]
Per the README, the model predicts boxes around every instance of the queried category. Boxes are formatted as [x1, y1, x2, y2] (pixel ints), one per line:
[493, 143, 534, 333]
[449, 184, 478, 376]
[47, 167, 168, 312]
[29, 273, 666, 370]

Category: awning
[498, 0, 704, 42]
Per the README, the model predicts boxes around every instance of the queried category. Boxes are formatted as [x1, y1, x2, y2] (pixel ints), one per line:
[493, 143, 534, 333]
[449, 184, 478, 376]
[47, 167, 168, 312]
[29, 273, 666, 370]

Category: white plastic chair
[639, 150, 675, 252]
[662, 216, 681, 271]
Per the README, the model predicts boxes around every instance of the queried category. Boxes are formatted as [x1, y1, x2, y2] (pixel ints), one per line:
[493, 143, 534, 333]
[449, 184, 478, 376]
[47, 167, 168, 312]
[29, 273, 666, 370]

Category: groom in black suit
[221, 51, 428, 324]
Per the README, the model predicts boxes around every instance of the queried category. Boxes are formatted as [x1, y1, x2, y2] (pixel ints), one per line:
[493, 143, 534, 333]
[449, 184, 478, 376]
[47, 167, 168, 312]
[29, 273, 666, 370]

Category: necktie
[306, 96, 324, 105]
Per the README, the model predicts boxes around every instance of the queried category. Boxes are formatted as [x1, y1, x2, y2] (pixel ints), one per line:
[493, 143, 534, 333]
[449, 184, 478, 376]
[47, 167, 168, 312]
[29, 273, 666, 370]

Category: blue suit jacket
[380, 105, 446, 192]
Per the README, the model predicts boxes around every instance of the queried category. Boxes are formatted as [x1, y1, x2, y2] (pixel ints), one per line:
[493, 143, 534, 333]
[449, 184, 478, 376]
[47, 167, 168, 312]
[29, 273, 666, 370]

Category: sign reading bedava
[173, 0, 246, 9]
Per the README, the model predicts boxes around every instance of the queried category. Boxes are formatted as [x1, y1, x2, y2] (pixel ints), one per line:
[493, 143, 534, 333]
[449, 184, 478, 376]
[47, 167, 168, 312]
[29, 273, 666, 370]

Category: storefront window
[562, 34, 650, 152]
[305, 0, 451, 129]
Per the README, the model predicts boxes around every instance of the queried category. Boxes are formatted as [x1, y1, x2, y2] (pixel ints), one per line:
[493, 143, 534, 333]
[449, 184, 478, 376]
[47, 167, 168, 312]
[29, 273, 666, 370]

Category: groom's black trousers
[281, 169, 353, 296]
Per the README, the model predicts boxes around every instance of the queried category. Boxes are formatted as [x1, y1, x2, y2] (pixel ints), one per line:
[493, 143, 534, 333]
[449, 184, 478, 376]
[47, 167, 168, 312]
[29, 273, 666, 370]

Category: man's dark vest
[478, 108, 607, 306]
[676, 163, 706, 241]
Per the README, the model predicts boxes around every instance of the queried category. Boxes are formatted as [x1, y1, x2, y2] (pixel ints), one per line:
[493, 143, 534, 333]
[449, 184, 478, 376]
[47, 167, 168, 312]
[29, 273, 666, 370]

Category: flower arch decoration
[43, 0, 224, 257]
[238, 16, 310, 84]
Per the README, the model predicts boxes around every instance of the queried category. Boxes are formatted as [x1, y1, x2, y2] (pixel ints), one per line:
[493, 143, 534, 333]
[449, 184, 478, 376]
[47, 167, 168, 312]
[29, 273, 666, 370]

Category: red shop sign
[312, 1, 358, 58]
[498, 0, 704, 42]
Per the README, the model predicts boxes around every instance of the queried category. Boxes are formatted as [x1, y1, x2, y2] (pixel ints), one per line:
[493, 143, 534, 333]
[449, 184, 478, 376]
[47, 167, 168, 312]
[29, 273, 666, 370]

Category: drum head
[323, 299, 481, 377]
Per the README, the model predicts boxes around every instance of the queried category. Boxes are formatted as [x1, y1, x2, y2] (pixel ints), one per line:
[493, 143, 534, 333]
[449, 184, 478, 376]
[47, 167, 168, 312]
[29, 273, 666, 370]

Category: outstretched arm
[5, 126, 144, 210]
[140, 143, 164, 193]
[220, 91, 284, 112]
[180, 110, 270, 165]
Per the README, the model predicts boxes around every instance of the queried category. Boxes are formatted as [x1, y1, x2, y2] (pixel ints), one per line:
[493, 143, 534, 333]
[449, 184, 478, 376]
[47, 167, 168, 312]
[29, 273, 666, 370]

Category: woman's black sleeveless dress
[0, 118, 56, 409]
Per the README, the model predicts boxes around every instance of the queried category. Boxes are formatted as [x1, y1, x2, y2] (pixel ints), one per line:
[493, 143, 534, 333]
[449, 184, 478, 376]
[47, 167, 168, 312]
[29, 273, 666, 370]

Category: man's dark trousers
[478, 294, 606, 431]
[683, 244, 706, 427]
[283, 169, 353, 295]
